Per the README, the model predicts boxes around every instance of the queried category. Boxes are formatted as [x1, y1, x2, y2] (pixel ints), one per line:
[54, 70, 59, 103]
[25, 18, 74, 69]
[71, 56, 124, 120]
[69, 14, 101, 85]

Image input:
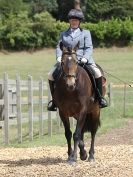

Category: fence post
[16, 75, 22, 143]
[48, 82, 52, 137]
[28, 75, 33, 141]
[39, 77, 44, 137]
[0, 81, 3, 120]
[108, 83, 113, 106]
[3, 73, 9, 145]
[123, 84, 127, 117]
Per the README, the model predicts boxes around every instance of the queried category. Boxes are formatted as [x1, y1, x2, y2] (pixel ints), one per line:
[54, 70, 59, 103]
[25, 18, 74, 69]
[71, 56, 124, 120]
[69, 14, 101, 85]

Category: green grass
[0, 47, 133, 148]
[93, 47, 133, 84]
[0, 49, 55, 80]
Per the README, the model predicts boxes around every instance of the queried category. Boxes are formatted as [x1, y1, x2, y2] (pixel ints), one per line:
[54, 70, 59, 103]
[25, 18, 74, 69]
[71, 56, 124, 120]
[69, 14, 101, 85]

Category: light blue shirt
[56, 28, 95, 64]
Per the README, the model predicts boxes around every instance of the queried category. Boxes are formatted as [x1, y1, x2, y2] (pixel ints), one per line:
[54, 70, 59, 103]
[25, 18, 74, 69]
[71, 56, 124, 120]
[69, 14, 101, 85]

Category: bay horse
[54, 42, 101, 164]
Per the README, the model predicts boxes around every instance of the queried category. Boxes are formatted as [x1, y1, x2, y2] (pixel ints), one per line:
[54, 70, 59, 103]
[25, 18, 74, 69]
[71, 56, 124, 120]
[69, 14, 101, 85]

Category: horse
[53, 42, 101, 164]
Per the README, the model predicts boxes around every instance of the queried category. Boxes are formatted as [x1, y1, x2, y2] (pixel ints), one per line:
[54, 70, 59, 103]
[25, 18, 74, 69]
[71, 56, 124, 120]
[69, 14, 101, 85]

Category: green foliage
[27, 0, 58, 18]
[0, 13, 133, 50]
[0, 12, 36, 50]
[120, 18, 133, 46]
[84, 0, 133, 22]
[32, 12, 59, 47]
[81, 18, 133, 47]
[0, 0, 25, 17]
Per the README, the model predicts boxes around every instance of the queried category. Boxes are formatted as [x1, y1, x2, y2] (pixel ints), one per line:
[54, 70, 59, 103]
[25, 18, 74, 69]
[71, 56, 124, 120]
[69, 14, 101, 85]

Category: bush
[32, 12, 59, 47]
[0, 14, 132, 50]
[0, 12, 36, 50]
[82, 18, 133, 47]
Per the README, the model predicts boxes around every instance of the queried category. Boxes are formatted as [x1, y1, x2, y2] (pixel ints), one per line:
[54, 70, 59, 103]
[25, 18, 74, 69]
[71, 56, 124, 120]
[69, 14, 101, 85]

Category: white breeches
[48, 66, 56, 81]
[89, 64, 102, 78]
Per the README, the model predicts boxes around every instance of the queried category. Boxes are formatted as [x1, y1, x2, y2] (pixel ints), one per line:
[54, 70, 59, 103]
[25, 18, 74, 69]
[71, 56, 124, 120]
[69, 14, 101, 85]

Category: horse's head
[60, 42, 79, 91]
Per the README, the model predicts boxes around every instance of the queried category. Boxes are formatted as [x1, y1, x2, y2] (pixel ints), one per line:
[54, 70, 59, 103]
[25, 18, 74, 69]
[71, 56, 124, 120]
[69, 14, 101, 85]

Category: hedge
[0, 12, 133, 50]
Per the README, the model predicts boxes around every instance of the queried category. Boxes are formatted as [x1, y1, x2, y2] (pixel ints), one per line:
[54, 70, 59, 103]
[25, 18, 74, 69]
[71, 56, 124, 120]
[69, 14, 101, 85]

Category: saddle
[81, 64, 106, 95]
[53, 63, 62, 81]
[52, 62, 106, 95]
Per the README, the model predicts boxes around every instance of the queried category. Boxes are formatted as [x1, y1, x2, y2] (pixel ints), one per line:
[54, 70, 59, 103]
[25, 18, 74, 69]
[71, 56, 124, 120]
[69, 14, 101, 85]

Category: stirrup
[47, 100, 57, 111]
[99, 97, 108, 108]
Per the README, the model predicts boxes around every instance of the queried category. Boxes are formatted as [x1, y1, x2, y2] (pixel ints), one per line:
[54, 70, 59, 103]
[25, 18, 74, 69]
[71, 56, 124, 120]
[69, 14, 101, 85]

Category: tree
[84, 0, 133, 22]
[0, 0, 25, 18]
[57, 0, 75, 21]
[27, 0, 58, 18]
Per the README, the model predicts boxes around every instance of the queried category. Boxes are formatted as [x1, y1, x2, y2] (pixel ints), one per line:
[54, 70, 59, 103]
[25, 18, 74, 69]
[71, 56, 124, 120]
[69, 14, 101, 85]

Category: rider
[48, 9, 108, 111]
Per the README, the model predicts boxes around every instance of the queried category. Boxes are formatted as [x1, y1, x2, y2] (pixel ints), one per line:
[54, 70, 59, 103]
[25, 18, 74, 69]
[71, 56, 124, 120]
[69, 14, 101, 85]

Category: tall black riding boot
[95, 77, 108, 108]
[47, 80, 57, 111]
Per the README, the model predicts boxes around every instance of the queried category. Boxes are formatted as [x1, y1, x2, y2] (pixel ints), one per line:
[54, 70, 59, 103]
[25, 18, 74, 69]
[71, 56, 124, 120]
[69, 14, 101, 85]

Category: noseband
[61, 51, 78, 79]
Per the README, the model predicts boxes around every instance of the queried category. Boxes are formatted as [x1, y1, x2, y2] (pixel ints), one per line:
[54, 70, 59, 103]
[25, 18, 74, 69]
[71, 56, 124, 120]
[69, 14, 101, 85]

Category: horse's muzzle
[66, 83, 76, 91]
[64, 74, 77, 91]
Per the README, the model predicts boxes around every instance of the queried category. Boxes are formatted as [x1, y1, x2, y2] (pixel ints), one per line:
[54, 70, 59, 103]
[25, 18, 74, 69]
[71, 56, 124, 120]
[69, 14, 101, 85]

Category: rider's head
[68, 9, 84, 29]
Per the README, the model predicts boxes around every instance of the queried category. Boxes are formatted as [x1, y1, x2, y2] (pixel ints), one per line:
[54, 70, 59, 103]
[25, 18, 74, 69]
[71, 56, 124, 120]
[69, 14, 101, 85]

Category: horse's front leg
[78, 132, 87, 161]
[69, 112, 86, 164]
[59, 113, 73, 160]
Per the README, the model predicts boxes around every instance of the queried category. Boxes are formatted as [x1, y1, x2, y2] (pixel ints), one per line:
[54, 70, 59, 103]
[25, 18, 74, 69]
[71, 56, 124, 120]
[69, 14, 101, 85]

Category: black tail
[82, 113, 100, 133]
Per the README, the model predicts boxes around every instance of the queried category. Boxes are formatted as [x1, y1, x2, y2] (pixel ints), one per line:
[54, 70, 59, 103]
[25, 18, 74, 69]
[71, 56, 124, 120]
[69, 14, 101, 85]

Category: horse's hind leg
[88, 130, 96, 162]
[88, 118, 100, 162]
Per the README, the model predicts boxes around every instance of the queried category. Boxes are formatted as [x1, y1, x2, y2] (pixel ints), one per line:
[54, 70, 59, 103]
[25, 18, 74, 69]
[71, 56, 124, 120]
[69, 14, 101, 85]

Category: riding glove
[57, 57, 62, 63]
[81, 58, 88, 64]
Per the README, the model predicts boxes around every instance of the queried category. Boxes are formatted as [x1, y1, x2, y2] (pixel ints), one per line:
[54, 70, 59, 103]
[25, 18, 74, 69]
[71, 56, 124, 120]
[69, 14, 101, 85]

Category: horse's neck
[77, 65, 90, 80]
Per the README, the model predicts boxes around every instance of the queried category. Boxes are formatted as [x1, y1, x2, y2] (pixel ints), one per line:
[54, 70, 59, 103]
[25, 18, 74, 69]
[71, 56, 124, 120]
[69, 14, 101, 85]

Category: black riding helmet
[68, 9, 84, 21]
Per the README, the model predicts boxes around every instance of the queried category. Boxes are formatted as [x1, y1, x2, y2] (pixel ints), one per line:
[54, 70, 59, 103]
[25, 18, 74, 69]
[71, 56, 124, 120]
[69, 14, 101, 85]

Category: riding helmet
[68, 9, 84, 21]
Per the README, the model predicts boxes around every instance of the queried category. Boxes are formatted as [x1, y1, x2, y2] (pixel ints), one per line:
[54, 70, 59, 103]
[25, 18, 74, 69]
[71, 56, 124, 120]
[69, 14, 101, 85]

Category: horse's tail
[82, 113, 101, 133]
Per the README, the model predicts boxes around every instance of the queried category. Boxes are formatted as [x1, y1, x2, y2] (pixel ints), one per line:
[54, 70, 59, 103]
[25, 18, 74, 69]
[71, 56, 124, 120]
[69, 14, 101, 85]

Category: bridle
[61, 51, 78, 79]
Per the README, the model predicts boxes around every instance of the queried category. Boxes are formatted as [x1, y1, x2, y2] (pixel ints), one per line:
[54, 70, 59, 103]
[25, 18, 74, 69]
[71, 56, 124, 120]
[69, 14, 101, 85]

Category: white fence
[0, 73, 62, 145]
[107, 83, 133, 117]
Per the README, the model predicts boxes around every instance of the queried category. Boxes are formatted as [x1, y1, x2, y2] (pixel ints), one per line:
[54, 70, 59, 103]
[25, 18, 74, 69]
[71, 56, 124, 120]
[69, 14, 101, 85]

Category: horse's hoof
[68, 160, 77, 166]
[88, 157, 95, 162]
[80, 150, 87, 161]
[67, 156, 77, 165]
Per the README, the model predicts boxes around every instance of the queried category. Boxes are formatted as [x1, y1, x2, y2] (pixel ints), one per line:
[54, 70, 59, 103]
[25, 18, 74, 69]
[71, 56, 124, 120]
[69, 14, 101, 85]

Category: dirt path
[0, 119, 133, 177]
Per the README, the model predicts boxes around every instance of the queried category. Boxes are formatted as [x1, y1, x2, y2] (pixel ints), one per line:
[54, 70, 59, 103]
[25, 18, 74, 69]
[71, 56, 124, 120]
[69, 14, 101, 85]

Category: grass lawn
[0, 47, 133, 83]
[0, 47, 133, 147]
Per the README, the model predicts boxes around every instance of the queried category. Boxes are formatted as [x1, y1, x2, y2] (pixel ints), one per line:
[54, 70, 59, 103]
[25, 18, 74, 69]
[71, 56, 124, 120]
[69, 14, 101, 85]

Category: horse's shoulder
[77, 65, 92, 83]
[78, 65, 90, 76]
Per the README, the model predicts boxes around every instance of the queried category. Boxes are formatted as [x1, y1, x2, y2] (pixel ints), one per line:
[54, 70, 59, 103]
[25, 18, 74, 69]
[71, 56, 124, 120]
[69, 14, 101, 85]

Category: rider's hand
[57, 57, 62, 63]
[81, 58, 88, 64]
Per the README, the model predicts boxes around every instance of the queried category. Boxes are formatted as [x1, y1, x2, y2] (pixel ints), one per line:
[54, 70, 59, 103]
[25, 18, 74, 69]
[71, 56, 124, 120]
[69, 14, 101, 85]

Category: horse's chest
[58, 96, 81, 116]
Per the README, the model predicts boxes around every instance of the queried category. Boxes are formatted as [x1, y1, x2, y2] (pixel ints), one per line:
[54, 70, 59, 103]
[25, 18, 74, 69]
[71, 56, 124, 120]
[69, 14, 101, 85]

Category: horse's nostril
[70, 85, 74, 89]
[67, 84, 75, 91]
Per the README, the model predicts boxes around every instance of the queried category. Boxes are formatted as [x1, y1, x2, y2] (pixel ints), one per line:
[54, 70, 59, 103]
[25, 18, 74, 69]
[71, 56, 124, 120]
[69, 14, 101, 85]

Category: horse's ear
[73, 41, 80, 52]
[60, 42, 64, 51]
[60, 42, 68, 52]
